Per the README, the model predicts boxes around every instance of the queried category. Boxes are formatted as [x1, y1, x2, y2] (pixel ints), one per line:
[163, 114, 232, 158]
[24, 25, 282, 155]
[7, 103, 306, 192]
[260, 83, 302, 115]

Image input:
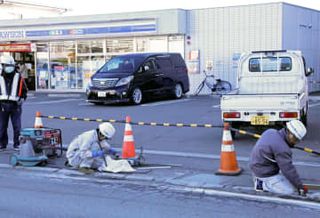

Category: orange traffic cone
[122, 116, 136, 159]
[216, 122, 242, 176]
[34, 111, 43, 128]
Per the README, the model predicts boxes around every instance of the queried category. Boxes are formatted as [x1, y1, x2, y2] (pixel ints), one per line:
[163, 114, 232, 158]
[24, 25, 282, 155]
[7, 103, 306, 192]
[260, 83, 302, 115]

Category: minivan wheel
[131, 88, 143, 105]
[173, 83, 183, 99]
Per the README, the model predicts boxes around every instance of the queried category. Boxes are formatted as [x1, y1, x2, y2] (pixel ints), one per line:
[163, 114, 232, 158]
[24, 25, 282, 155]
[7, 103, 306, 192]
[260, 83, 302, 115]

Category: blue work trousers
[0, 101, 22, 148]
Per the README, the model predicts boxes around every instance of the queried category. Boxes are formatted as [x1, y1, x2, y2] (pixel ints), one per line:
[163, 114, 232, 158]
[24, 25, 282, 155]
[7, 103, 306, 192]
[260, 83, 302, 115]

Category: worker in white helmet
[0, 55, 28, 151]
[249, 120, 308, 196]
[66, 122, 119, 173]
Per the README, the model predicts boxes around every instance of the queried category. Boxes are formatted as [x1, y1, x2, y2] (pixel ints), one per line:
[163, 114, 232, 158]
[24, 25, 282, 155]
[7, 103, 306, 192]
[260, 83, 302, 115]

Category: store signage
[26, 23, 156, 38]
[0, 43, 31, 52]
[0, 30, 25, 40]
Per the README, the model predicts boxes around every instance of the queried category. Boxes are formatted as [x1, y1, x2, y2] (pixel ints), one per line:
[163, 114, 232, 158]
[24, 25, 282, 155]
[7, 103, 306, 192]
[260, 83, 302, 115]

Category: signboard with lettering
[0, 43, 31, 52]
[25, 24, 156, 38]
[0, 31, 25, 40]
[0, 22, 156, 41]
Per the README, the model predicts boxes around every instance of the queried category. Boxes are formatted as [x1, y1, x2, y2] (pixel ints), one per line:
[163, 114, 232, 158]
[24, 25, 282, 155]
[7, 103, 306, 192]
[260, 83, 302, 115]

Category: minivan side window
[171, 54, 186, 67]
[156, 57, 172, 69]
[138, 60, 155, 73]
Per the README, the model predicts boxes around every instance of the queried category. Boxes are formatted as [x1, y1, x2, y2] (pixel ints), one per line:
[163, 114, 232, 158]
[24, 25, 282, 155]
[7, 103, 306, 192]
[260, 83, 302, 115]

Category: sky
[28, 0, 320, 15]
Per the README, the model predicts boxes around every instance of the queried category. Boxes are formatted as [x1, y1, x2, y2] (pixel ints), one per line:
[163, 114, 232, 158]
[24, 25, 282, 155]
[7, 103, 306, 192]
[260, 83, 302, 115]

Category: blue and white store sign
[26, 24, 156, 38]
[0, 30, 25, 40]
[0, 21, 157, 41]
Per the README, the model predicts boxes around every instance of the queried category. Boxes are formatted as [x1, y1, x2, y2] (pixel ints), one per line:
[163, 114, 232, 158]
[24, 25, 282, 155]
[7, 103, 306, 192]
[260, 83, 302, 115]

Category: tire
[230, 122, 239, 139]
[173, 83, 183, 99]
[215, 81, 232, 95]
[194, 82, 205, 96]
[131, 87, 143, 105]
[300, 110, 308, 127]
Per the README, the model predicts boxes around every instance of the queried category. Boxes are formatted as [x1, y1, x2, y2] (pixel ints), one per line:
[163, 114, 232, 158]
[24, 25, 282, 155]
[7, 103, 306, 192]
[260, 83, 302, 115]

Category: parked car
[86, 53, 189, 105]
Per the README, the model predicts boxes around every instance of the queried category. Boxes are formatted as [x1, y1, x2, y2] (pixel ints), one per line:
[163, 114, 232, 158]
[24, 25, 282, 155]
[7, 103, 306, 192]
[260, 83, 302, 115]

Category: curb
[0, 163, 319, 207]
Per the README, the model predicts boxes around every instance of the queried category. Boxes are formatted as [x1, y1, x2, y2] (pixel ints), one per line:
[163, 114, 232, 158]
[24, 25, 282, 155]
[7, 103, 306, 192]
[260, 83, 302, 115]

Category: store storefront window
[136, 38, 148, 52]
[106, 38, 133, 54]
[50, 41, 76, 89]
[36, 43, 49, 89]
[77, 40, 105, 89]
[77, 56, 105, 89]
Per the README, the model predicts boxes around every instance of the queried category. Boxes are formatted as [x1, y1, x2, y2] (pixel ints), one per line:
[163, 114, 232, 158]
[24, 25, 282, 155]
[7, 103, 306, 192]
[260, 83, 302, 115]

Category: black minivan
[86, 53, 189, 105]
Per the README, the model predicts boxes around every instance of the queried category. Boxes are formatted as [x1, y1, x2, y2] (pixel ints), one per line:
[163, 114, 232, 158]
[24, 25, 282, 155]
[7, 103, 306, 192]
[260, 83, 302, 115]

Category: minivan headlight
[115, 75, 133, 87]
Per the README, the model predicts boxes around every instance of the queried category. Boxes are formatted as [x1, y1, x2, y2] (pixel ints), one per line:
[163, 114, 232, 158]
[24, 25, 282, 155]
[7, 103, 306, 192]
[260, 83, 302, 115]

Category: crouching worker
[249, 120, 308, 196]
[66, 122, 119, 174]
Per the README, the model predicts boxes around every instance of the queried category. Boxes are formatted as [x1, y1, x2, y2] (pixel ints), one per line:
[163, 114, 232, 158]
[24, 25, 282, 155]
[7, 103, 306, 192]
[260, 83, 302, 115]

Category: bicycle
[194, 70, 232, 95]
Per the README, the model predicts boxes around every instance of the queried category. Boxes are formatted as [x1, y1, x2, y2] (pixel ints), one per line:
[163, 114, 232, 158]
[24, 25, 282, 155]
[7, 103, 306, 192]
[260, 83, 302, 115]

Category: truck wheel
[230, 123, 239, 139]
[301, 110, 308, 127]
[131, 88, 143, 105]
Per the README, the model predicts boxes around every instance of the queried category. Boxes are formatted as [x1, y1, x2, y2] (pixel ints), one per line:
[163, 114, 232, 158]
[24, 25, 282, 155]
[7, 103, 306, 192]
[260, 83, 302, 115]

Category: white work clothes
[256, 174, 296, 195]
[66, 129, 111, 169]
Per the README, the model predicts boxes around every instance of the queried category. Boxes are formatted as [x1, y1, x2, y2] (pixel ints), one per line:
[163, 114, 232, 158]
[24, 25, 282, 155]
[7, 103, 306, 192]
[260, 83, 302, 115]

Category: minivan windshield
[98, 56, 145, 74]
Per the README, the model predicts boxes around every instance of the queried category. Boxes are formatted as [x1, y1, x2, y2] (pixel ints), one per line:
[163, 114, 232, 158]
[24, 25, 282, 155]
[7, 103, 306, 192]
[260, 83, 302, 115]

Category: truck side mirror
[306, 67, 314, 77]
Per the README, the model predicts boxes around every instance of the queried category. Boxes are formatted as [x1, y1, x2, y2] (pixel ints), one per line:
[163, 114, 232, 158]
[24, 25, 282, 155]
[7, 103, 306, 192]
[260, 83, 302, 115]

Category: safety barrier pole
[39, 114, 320, 156]
[40, 114, 223, 128]
[230, 127, 320, 156]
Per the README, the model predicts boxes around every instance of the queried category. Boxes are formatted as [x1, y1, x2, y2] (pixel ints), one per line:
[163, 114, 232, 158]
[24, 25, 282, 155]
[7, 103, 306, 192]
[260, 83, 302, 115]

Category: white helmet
[286, 120, 307, 140]
[0, 55, 15, 65]
[99, 122, 116, 138]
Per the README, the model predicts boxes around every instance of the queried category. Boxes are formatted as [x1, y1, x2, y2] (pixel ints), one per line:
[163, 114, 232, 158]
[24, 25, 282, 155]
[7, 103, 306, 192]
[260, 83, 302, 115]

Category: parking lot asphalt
[1, 92, 320, 206]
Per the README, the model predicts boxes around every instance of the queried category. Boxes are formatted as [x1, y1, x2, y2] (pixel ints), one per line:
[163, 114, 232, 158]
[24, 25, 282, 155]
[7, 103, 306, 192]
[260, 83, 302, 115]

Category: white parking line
[140, 99, 191, 107]
[309, 96, 320, 101]
[212, 104, 220, 108]
[25, 99, 82, 105]
[309, 102, 320, 108]
[139, 149, 320, 168]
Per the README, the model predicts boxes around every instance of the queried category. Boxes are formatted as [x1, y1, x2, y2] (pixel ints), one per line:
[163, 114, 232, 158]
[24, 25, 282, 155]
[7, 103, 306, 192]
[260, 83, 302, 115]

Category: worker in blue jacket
[0, 55, 28, 151]
[249, 120, 308, 196]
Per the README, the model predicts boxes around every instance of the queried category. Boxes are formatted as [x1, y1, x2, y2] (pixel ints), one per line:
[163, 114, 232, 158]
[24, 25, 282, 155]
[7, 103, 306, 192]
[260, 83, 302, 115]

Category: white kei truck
[221, 50, 314, 136]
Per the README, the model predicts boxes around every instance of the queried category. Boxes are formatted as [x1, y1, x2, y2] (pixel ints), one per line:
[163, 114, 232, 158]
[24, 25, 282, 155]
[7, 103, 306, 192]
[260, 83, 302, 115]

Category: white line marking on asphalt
[212, 104, 220, 108]
[139, 149, 320, 168]
[25, 99, 81, 105]
[309, 96, 320, 101]
[141, 99, 191, 107]
[309, 102, 320, 108]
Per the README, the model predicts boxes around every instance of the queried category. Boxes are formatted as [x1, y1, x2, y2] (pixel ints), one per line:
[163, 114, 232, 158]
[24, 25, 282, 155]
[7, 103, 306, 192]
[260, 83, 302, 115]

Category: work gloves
[91, 150, 104, 158]
[298, 185, 308, 196]
[91, 148, 119, 159]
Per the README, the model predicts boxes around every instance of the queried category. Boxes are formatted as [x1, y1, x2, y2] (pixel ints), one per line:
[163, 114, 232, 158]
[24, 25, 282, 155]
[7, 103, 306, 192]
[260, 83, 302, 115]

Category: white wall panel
[187, 3, 283, 94]
[282, 4, 320, 92]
